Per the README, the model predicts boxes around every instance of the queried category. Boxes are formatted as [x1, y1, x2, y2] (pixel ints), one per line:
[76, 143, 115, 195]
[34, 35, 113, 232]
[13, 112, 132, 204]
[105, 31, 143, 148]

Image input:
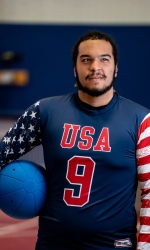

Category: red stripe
[141, 199, 150, 208]
[137, 136, 150, 150]
[138, 233, 150, 243]
[138, 172, 150, 182]
[140, 188, 150, 197]
[140, 216, 150, 226]
[137, 155, 150, 166]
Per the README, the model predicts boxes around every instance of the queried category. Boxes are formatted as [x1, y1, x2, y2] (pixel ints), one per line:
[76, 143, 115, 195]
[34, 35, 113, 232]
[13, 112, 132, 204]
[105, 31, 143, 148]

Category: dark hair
[72, 30, 118, 66]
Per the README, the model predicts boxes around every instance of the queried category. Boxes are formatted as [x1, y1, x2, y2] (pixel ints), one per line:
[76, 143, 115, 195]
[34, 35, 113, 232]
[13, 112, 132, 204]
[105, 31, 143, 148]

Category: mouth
[86, 74, 107, 80]
[89, 76, 103, 80]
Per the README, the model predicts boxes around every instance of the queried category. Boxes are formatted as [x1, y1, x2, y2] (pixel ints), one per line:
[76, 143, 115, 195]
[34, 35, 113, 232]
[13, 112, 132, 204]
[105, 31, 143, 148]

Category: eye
[101, 57, 109, 62]
[82, 58, 91, 63]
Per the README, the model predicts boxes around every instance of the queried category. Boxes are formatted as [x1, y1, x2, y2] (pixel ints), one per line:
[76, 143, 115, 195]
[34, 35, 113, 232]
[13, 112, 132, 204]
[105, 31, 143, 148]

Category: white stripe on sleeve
[137, 146, 150, 159]
[140, 208, 150, 217]
[138, 164, 150, 174]
[137, 127, 150, 145]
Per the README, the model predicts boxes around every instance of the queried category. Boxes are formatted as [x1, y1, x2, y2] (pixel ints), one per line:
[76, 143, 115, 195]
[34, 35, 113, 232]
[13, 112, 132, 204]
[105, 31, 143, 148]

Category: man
[0, 30, 149, 249]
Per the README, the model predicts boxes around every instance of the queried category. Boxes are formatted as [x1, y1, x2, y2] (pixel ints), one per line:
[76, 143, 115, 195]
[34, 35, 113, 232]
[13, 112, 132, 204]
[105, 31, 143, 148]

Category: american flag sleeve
[137, 113, 150, 249]
[0, 101, 42, 169]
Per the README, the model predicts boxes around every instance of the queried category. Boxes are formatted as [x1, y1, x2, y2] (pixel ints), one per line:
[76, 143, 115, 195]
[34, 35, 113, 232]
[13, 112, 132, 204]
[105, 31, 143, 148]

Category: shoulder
[36, 93, 77, 118]
[39, 93, 75, 106]
[118, 94, 150, 117]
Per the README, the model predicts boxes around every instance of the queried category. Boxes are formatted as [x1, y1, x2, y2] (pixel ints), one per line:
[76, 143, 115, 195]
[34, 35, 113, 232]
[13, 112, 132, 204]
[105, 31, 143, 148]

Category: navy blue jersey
[1, 92, 150, 250]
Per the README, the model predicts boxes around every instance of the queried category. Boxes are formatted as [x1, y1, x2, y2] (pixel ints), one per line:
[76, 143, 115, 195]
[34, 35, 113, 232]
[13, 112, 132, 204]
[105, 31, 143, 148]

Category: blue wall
[0, 24, 150, 116]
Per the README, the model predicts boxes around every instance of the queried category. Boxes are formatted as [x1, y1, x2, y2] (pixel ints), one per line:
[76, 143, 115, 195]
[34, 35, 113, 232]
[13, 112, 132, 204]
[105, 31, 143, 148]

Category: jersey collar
[74, 92, 118, 116]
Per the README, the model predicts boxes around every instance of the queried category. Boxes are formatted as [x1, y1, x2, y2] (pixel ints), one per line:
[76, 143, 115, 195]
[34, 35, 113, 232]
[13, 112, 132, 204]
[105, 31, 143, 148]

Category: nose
[90, 59, 101, 72]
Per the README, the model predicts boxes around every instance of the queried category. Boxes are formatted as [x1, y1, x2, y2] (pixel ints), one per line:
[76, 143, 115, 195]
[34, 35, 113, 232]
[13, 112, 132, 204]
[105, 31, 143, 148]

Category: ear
[74, 67, 76, 77]
[114, 65, 118, 77]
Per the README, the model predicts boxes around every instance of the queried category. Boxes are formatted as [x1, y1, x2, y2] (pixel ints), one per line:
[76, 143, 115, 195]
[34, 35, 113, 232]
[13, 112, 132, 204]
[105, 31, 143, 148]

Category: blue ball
[0, 160, 47, 220]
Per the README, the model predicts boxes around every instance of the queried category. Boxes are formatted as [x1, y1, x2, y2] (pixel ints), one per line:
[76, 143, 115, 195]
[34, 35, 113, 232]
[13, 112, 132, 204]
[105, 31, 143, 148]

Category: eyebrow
[80, 54, 111, 58]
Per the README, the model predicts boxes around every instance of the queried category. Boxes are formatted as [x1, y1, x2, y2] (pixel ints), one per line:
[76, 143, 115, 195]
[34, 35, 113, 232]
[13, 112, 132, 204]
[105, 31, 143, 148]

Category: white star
[30, 111, 36, 119]
[29, 137, 36, 144]
[18, 135, 24, 144]
[2, 137, 7, 143]
[9, 149, 14, 154]
[28, 124, 34, 132]
[6, 137, 11, 144]
[23, 111, 28, 118]
[4, 149, 9, 156]
[3, 137, 11, 144]
[20, 123, 25, 129]
[8, 159, 13, 163]
[18, 148, 25, 154]
[12, 136, 16, 143]
[14, 123, 17, 129]
[34, 101, 40, 107]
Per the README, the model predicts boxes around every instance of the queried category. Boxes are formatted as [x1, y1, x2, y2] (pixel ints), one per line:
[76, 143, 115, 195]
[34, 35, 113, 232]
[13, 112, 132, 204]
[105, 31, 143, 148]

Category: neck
[78, 88, 114, 107]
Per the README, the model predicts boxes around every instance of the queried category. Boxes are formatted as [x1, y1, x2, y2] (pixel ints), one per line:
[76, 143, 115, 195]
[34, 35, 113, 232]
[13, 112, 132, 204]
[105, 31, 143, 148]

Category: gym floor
[0, 118, 141, 249]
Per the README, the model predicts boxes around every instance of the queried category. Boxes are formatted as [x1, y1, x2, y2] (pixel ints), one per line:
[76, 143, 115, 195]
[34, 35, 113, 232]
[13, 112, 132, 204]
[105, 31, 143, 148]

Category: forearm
[136, 114, 150, 249]
[0, 101, 42, 169]
[137, 177, 150, 249]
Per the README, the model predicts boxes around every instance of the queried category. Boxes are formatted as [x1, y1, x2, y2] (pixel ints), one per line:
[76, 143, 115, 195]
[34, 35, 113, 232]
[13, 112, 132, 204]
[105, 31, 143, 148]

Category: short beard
[75, 72, 116, 97]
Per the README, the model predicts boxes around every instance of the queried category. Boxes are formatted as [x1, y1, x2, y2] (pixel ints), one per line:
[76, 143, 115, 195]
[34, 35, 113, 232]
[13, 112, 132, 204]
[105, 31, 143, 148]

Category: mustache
[85, 73, 107, 80]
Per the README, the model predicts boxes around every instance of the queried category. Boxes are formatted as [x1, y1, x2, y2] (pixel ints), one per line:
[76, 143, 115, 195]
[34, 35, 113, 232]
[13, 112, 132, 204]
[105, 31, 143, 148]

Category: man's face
[74, 39, 118, 97]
